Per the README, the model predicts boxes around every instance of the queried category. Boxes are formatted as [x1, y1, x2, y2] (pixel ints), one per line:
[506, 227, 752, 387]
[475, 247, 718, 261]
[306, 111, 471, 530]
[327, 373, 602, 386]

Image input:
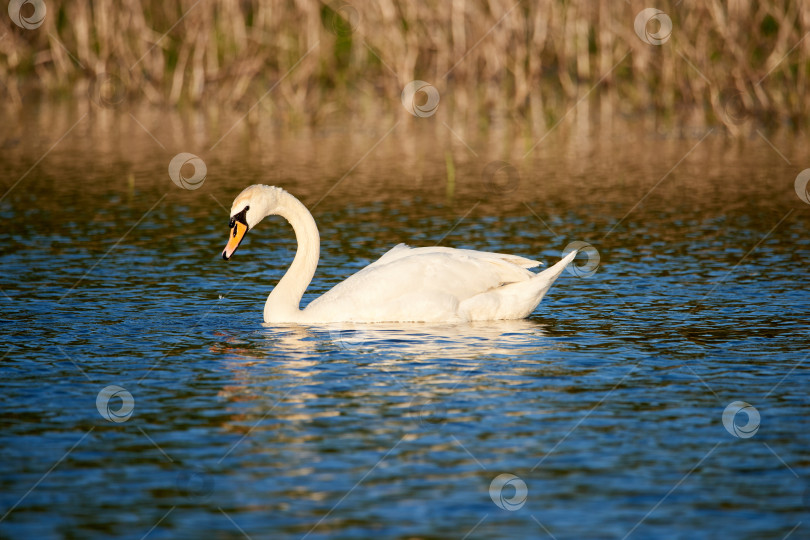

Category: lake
[1, 103, 808, 539]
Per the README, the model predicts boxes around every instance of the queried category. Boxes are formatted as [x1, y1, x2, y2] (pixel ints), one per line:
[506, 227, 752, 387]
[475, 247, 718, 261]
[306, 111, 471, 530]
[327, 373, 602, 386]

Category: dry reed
[0, 0, 808, 131]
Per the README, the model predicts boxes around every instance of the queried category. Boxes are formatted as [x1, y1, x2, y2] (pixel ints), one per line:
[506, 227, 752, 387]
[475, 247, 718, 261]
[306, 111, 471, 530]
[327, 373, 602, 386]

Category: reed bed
[1, 0, 808, 131]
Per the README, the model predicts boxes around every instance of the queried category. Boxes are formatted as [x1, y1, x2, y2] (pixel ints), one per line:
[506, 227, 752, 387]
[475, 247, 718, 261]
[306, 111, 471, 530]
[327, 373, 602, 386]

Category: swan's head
[222, 184, 285, 260]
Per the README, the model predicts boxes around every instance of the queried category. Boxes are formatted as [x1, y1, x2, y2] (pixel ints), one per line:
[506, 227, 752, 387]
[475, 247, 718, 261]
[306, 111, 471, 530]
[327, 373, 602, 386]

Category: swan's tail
[459, 250, 578, 321]
[530, 249, 578, 290]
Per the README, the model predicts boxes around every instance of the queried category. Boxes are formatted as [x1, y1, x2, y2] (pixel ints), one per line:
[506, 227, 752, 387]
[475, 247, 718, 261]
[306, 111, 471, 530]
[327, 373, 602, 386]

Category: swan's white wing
[368, 243, 543, 269]
[304, 247, 543, 322]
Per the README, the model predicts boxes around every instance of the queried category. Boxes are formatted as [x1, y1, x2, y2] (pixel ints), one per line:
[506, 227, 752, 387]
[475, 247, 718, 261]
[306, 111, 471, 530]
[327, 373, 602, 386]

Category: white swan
[222, 185, 577, 323]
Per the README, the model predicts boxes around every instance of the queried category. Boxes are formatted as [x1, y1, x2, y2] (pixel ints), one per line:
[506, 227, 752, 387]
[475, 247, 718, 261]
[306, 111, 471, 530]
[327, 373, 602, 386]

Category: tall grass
[1, 0, 808, 131]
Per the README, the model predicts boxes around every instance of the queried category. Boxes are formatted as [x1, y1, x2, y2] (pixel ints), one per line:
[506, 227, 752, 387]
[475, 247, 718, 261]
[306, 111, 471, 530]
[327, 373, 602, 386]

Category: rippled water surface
[1, 107, 809, 539]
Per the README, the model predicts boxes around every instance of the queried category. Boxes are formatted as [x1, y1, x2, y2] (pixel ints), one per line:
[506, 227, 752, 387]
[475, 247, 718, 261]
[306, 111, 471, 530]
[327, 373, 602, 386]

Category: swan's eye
[231, 206, 250, 228]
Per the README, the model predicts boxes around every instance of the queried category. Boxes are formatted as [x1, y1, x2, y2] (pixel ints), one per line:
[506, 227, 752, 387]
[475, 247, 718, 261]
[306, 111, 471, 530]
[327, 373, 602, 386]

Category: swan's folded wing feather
[305, 249, 538, 319]
[368, 244, 542, 269]
[366, 243, 412, 267]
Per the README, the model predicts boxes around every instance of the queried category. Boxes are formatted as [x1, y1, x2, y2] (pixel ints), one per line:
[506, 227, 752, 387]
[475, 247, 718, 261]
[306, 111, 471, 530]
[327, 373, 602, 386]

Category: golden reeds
[0, 0, 808, 131]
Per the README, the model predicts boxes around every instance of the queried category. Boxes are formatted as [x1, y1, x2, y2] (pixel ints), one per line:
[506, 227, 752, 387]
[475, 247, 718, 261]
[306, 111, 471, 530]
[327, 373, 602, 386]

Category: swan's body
[222, 185, 577, 324]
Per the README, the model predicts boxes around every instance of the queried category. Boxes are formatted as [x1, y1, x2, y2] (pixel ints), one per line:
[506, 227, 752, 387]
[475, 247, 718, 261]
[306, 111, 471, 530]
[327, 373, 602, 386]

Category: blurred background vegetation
[1, 0, 809, 132]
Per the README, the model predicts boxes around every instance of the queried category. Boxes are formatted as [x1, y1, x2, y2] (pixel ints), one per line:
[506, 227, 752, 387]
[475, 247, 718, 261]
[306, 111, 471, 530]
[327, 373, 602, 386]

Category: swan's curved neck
[263, 192, 319, 323]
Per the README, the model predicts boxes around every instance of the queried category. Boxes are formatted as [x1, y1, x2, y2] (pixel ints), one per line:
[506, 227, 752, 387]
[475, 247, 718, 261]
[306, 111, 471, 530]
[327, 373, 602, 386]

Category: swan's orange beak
[222, 221, 248, 260]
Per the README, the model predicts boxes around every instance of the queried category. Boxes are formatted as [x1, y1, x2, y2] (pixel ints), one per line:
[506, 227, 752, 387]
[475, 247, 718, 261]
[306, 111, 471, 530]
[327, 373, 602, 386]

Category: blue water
[1, 117, 809, 539]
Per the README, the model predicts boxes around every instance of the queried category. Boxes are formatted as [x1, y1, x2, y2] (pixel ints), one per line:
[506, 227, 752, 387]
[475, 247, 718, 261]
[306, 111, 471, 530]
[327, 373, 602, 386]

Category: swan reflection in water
[213, 319, 563, 430]
[268, 318, 555, 357]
